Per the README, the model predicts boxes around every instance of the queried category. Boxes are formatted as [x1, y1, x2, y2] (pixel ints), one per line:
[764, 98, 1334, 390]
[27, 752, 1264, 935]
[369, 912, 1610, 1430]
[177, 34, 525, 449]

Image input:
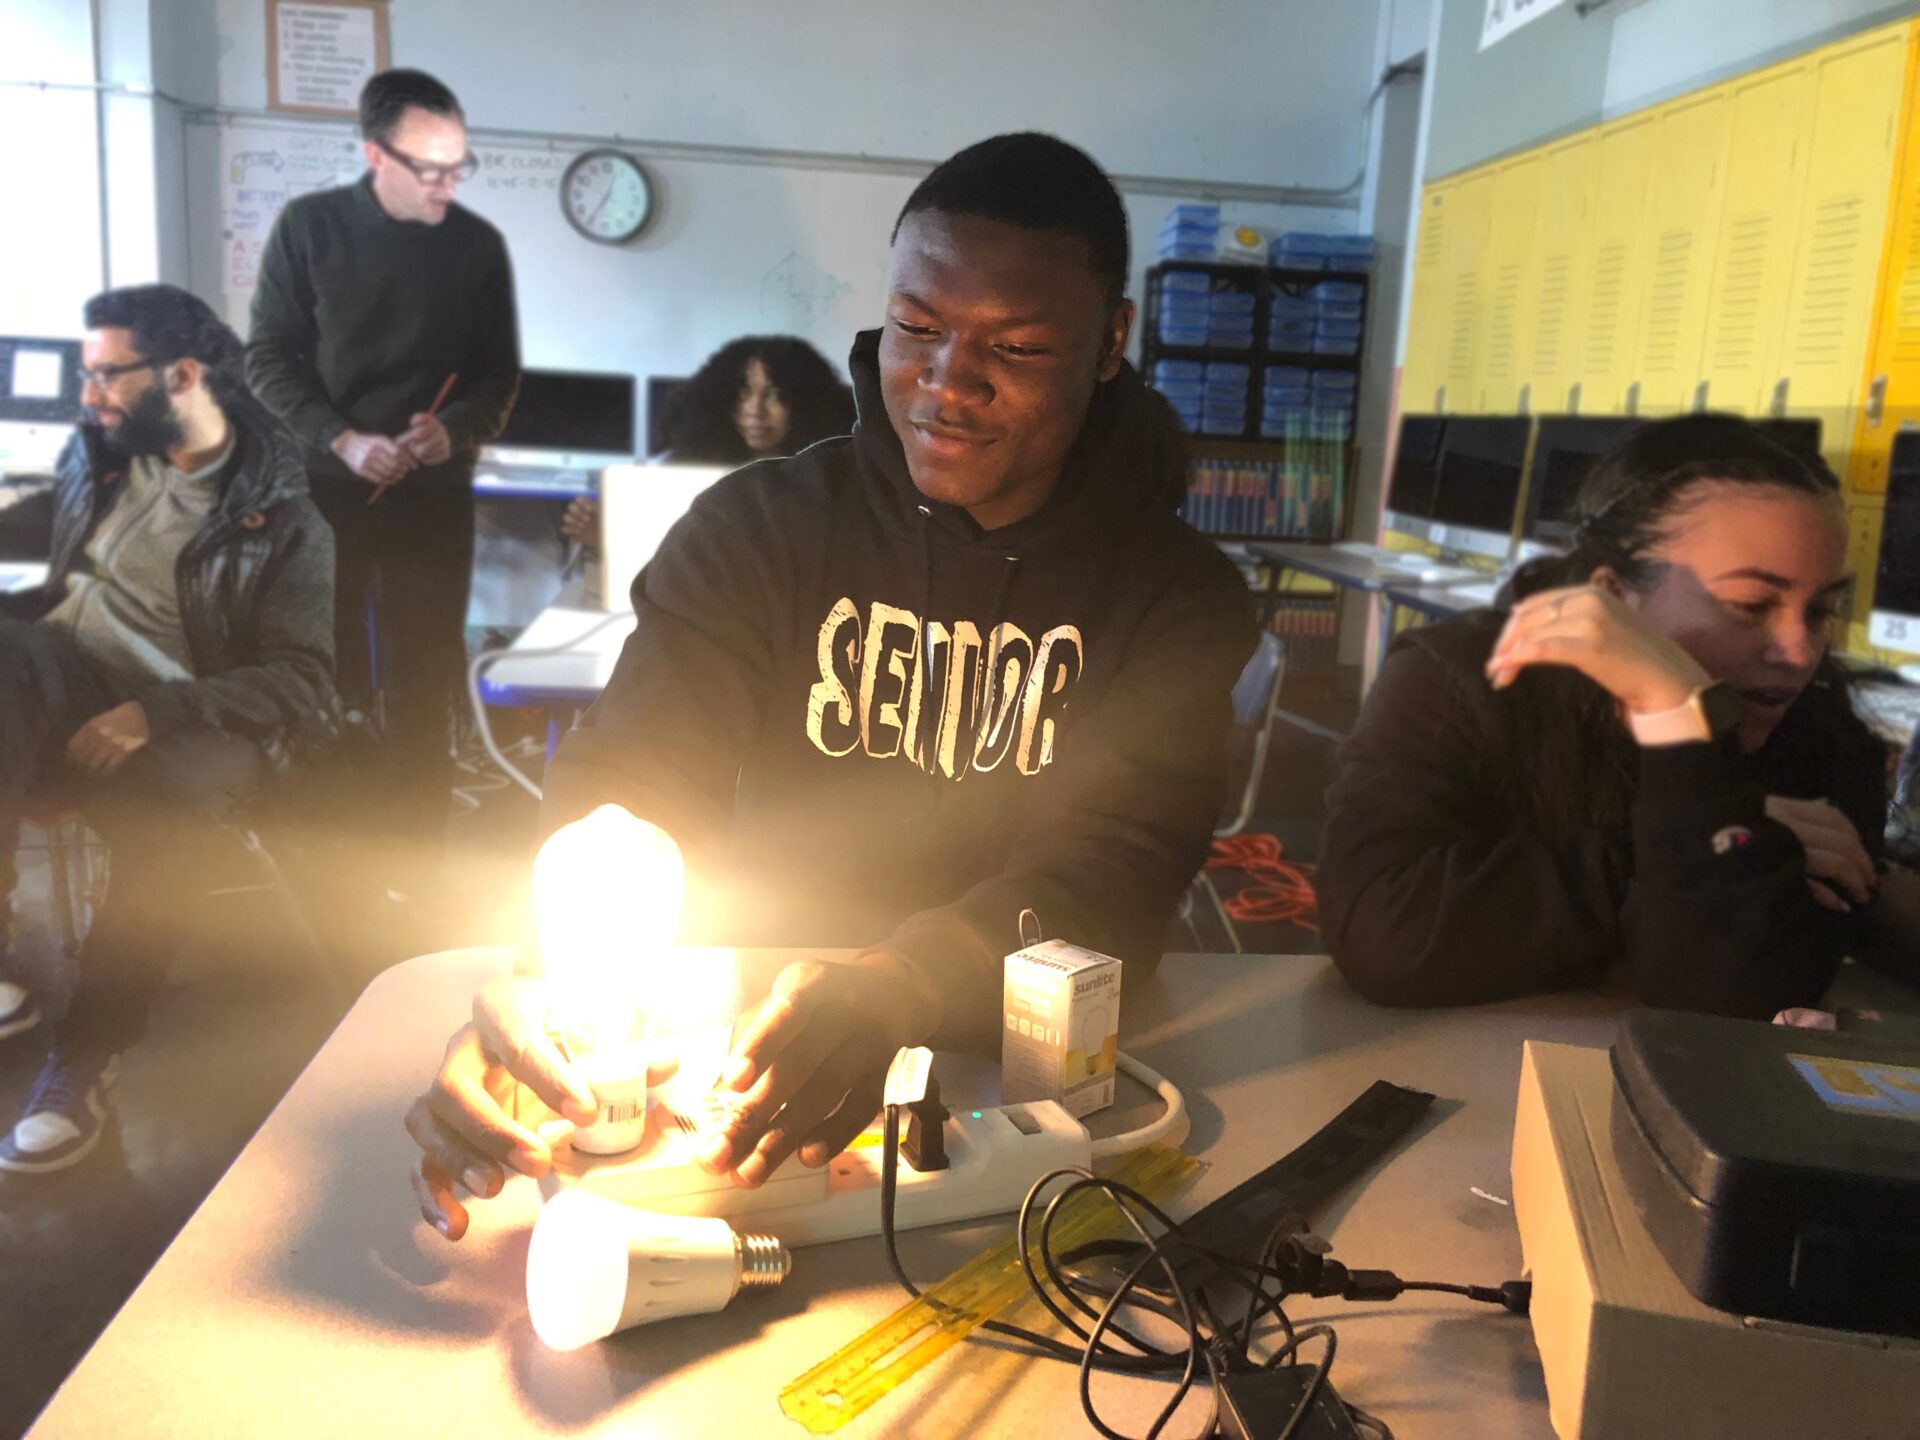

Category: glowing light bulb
[526, 1191, 789, 1350]
[532, 804, 685, 1153]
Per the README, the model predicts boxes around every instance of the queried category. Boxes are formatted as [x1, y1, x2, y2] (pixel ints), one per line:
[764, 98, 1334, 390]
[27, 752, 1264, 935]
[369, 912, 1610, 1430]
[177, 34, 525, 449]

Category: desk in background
[28, 946, 1639, 1440]
[476, 589, 633, 754]
[0, 561, 48, 594]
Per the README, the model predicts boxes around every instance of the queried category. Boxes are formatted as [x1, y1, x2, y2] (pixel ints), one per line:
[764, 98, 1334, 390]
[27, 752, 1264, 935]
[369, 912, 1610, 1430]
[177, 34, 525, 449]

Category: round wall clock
[561, 149, 654, 245]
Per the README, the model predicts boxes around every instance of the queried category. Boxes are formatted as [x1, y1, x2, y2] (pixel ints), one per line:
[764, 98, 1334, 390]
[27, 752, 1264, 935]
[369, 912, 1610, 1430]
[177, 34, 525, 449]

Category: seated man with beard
[0, 284, 337, 1173]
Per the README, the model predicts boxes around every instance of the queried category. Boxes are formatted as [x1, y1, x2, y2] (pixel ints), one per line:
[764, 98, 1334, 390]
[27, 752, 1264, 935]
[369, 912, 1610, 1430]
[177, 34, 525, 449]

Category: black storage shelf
[1144, 258, 1370, 541]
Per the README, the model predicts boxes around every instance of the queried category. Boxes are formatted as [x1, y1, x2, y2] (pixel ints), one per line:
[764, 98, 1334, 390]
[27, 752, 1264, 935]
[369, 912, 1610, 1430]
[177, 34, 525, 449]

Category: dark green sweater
[245, 173, 520, 487]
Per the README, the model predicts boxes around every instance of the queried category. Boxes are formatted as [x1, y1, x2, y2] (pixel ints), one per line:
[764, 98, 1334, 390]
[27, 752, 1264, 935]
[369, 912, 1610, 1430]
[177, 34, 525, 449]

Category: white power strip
[539, 1095, 1093, 1248]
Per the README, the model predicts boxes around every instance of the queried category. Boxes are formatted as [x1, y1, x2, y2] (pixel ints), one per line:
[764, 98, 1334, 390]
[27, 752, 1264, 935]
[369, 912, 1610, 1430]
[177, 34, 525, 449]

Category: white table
[0, 560, 49, 594]
[26, 947, 1641, 1439]
[476, 601, 634, 711]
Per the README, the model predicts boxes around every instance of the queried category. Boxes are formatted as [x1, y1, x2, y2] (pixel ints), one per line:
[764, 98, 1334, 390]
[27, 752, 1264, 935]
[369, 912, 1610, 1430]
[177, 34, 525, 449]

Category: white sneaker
[0, 980, 40, 1040]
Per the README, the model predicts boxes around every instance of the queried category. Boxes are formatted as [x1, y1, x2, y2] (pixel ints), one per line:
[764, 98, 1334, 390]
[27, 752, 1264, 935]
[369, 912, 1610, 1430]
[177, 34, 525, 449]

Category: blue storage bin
[1158, 240, 1217, 262]
[1208, 330, 1254, 350]
[1316, 318, 1363, 342]
[1311, 280, 1365, 304]
[1205, 361, 1252, 383]
[1161, 325, 1209, 347]
[1269, 295, 1316, 320]
[1274, 232, 1334, 257]
[1155, 381, 1205, 403]
[1269, 318, 1315, 347]
[1159, 290, 1211, 314]
[1313, 301, 1364, 323]
[1203, 383, 1248, 403]
[1164, 202, 1220, 227]
[1308, 369, 1357, 391]
[1263, 384, 1312, 407]
[1264, 365, 1310, 387]
[1201, 414, 1250, 436]
[1208, 291, 1256, 315]
[1312, 335, 1360, 356]
[1152, 358, 1205, 383]
[1160, 269, 1212, 293]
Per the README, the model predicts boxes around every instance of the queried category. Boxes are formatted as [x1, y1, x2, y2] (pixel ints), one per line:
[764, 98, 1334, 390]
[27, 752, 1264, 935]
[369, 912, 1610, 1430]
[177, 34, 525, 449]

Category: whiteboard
[193, 117, 1351, 398]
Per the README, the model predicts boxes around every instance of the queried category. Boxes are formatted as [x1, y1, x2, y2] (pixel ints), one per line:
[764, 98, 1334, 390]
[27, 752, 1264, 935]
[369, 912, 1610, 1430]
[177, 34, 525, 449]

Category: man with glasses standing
[247, 67, 520, 923]
[0, 284, 337, 1171]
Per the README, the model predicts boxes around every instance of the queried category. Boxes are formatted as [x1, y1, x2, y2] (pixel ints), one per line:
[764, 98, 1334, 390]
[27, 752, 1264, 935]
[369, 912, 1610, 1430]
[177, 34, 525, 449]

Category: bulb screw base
[735, 1231, 792, 1290]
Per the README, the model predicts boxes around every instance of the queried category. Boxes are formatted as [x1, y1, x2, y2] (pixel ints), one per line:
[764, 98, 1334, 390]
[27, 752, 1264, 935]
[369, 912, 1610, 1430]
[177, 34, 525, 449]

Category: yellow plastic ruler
[778, 1143, 1204, 1434]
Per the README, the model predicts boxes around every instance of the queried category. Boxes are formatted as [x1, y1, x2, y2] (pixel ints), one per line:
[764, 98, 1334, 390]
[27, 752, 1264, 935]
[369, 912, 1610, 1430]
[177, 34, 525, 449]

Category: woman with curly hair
[564, 335, 853, 543]
[662, 334, 854, 463]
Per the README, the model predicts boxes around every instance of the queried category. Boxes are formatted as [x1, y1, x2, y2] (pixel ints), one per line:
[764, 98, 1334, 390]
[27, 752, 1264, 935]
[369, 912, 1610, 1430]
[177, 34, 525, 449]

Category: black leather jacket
[0, 393, 339, 771]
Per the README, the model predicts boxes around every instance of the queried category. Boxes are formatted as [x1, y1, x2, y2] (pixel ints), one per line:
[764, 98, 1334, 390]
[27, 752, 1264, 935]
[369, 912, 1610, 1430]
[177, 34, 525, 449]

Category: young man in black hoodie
[406, 134, 1257, 1239]
[0, 285, 336, 1172]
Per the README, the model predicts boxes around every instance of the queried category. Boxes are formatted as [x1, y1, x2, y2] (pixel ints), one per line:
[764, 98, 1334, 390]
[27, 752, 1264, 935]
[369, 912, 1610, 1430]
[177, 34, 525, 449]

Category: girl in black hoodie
[1320, 415, 1909, 1017]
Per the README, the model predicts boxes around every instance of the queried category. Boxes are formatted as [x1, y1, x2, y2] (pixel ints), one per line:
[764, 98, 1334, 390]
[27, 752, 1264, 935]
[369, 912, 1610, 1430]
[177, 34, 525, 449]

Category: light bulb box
[1002, 940, 1120, 1119]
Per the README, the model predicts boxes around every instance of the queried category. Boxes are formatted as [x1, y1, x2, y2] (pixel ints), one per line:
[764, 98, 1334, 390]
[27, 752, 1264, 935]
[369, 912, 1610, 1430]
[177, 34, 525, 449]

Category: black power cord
[876, 1103, 1534, 1440]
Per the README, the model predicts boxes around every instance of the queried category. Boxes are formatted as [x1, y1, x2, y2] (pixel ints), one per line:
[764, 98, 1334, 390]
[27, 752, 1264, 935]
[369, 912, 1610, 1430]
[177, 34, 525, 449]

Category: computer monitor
[594, 463, 728, 610]
[1430, 416, 1529, 560]
[0, 337, 83, 472]
[1383, 415, 1447, 543]
[481, 368, 636, 470]
[1520, 416, 1640, 555]
[646, 375, 687, 457]
[1870, 430, 1920, 655]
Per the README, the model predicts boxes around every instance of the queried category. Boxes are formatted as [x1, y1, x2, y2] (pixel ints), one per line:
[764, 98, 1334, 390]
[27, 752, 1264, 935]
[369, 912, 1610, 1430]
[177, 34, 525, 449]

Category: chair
[16, 800, 109, 957]
[1182, 633, 1288, 953]
[1218, 631, 1288, 839]
[10, 800, 346, 1010]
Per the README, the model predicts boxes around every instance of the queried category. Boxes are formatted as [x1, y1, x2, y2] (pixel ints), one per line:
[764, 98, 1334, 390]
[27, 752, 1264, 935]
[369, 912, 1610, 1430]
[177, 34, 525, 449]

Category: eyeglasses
[78, 357, 164, 389]
[375, 139, 479, 187]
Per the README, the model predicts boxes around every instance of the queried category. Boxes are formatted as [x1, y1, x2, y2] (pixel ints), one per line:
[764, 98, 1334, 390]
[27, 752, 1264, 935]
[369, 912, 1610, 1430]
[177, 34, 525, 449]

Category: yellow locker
[1401, 182, 1455, 413]
[1843, 496, 1889, 657]
[1575, 114, 1659, 414]
[1698, 60, 1813, 416]
[1441, 168, 1497, 412]
[1849, 26, 1920, 495]
[1478, 153, 1548, 414]
[1779, 24, 1909, 475]
[1633, 91, 1733, 413]
[1523, 135, 1597, 415]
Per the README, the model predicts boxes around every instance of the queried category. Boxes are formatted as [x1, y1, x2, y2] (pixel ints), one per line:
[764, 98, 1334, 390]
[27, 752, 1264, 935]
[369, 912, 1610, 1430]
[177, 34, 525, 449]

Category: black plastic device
[1609, 1008, 1920, 1336]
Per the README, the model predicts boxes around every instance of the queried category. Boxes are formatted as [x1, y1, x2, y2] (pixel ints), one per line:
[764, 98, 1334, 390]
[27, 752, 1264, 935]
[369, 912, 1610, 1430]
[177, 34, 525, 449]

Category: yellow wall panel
[1779, 25, 1909, 473]
[1633, 91, 1733, 413]
[1441, 168, 1497, 412]
[1401, 181, 1455, 413]
[1849, 29, 1920, 495]
[1522, 135, 1597, 416]
[1699, 63, 1813, 417]
[1478, 154, 1548, 414]
[1575, 114, 1659, 414]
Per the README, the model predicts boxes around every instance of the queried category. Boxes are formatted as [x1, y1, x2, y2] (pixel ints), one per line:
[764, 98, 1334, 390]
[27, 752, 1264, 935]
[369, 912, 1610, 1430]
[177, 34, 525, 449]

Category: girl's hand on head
[1486, 585, 1711, 717]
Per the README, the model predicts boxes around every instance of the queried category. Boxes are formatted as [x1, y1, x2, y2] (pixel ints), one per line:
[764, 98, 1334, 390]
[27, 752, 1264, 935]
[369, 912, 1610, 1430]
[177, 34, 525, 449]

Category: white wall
[0, 0, 105, 336]
[1421, 0, 1614, 180]
[1602, 0, 1919, 111]
[1421, 0, 1920, 181]
[165, 0, 1386, 392]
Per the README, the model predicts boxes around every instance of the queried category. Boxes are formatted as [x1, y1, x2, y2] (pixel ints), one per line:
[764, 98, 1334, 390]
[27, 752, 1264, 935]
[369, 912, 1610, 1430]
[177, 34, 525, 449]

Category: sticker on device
[1787, 1053, 1920, 1121]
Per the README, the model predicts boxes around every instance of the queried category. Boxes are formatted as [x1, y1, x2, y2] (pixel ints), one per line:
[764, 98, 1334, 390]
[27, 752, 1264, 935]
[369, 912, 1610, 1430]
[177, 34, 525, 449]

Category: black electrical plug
[902, 1075, 949, 1172]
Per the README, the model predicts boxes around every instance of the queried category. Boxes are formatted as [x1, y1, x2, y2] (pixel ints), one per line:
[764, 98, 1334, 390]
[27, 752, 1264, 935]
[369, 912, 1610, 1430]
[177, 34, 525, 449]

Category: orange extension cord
[1206, 834, 1320, 931]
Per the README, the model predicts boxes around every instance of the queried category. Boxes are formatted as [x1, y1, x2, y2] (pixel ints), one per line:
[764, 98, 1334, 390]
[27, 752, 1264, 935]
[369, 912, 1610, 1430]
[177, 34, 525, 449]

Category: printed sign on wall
[1480, 0, 1575, 51]
[267, 0, 390, 116]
